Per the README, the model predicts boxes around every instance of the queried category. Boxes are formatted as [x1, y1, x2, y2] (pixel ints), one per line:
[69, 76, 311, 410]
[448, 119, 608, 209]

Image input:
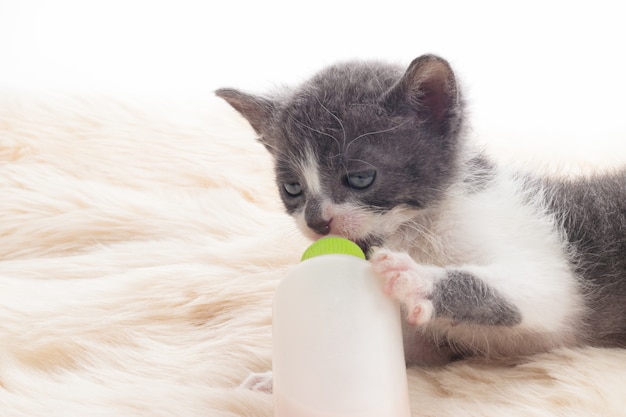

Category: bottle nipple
[300, 236, 366, 261]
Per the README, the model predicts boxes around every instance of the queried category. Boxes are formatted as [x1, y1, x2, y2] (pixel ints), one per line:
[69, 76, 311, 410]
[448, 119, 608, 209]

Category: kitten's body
[217, 55, 626, 376]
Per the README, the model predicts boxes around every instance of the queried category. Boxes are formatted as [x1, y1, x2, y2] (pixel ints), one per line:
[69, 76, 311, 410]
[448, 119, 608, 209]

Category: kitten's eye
[283, 182, 303, 197]
[346, 170, 376, 190]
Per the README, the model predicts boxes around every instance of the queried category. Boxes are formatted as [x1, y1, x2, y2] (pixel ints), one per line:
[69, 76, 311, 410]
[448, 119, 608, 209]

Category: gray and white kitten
[217, 55, 626, 389]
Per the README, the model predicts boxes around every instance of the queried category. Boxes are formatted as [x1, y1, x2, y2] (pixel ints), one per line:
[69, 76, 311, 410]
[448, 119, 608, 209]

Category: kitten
[216, 54, 626, 390]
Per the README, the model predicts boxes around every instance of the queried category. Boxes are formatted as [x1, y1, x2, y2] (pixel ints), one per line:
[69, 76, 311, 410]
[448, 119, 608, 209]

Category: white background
[1, 0, 625, 150]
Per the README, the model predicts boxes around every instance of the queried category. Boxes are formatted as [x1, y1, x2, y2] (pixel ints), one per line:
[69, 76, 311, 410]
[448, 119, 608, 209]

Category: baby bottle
[272, 236, 411, 417]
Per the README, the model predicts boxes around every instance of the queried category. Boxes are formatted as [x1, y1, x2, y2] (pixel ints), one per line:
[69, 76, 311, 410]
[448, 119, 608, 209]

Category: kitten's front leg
[371, 249, 443, 325]
[371, 249, 522, 328]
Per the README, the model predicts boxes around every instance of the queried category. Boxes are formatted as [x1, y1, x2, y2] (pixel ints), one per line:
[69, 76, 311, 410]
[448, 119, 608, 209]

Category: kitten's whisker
[345, 120, 411, 152]
[315, 97, 347, 151]
[477, 327, 491, 357]
[346, 158, 378, 171]
[401, 219, 449, 263]
[289, 116, 341, 150]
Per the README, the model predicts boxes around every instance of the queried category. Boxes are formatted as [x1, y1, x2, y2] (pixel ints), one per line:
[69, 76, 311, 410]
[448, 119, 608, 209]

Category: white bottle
[273, 236, 411, 417]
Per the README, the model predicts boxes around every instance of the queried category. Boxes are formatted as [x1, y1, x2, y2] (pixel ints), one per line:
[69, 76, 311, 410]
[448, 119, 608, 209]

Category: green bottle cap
[300, 236, 366, 261]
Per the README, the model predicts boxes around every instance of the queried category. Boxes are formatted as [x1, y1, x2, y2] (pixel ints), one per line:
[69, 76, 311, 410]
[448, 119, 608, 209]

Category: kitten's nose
[308, 218, 332, 236]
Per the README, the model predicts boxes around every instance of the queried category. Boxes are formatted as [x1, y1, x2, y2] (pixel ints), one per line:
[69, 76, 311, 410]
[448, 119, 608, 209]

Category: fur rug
[1, 91, 625, 417]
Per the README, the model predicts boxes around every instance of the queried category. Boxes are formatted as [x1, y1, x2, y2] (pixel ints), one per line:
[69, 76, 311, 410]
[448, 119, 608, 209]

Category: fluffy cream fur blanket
[1, 91, 625, 417]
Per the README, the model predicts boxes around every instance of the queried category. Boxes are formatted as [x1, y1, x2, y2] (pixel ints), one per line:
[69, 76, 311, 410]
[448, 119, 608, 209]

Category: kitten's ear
[215, 88, 275, 135]
[381, 55, 460, 134]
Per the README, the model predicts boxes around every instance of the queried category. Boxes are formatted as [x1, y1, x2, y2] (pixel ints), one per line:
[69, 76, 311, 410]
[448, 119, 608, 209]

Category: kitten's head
[217, 54, 465, 253]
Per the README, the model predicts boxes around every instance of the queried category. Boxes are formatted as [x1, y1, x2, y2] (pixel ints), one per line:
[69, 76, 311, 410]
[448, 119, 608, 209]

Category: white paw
[370, 249, 440, 325]
[240, 370, 273, 393]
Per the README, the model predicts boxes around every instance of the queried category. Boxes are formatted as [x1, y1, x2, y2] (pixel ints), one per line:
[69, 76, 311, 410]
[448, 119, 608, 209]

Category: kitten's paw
[240, 370, 273, 393]
[370, 249, 441, 325]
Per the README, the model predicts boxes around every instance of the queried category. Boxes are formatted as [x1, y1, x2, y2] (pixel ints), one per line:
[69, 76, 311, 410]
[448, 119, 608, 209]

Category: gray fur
[542, 172, 626, 346]
[432, 271, 522, 326]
